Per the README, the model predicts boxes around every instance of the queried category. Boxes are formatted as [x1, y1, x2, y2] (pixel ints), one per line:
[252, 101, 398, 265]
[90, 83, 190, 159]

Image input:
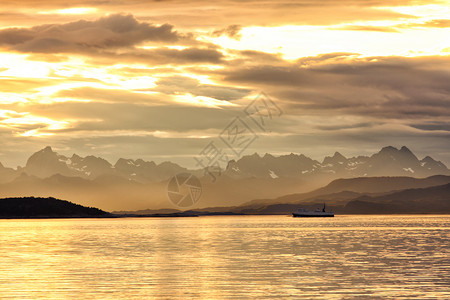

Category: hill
[0, 197, 111, 219]
[191, 175, 450, 215]
[344, 183, 450, 214]
[241, 175, 450, 207]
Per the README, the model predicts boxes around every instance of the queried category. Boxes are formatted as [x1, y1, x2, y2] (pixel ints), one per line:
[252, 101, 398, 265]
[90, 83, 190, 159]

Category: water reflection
[0, 216, 448, 299]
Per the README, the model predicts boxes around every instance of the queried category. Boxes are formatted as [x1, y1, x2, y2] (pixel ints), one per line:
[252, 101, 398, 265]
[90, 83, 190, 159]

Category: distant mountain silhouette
[0, 162, 18, 183]
[344, 183, 450, 214]
[313, 174, 450, 195]
[241, 175, 450, 207]
[122, 175, 450, 215]
[0, 197, 110, 218]
[0, 145, 448, 211]
[184, 175, 450, 214]
[121, 181, 450, 215]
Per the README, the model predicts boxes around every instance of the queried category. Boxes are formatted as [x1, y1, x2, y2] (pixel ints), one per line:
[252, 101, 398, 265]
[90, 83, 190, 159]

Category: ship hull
[292, 212, 334, 217]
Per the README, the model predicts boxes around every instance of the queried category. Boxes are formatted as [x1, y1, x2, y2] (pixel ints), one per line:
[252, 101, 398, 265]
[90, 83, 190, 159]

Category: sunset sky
[0, 0, 449, 168]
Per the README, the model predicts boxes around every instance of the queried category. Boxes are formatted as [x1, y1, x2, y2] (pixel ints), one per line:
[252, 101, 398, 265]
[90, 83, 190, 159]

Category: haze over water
[0, 215, 448, 299]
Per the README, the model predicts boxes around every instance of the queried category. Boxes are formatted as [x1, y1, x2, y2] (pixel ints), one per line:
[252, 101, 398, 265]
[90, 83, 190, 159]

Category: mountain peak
[377, 146, 417, 160]
[42, 146, 54, 153]
[24, 146, 70, 178]
[400, 146, 413, 154]
[323, 151, 347, 165]
[422, 156, 436, 163]
[420, 156, 448, 173]
[379, 146, 397, 153]
[333, 152, 346, 160]
[263, 153, 274, 159]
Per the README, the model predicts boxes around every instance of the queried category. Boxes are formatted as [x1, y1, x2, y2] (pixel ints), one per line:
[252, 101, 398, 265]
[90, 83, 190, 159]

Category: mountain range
[117, 175, 450, 215]
[225, 146, 449, 179]
[0, 145, 448, 211]
[230, 175, 450, 214]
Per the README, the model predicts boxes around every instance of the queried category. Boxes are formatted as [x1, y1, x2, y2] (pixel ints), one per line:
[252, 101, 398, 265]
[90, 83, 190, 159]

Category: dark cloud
[0, 14, 225, 65]
[222, 65, 319, 86]
[212, 25, 242, 40]
[316, 122, 381, 131]
[410, 123, 450, 131]
[219, 55, 450, 120]
[0, 13, 188, 53]
[86, 47, 225, 65]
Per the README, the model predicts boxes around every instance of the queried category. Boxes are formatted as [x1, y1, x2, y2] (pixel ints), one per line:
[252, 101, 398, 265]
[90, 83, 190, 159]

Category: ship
[292, 204, 334, 217]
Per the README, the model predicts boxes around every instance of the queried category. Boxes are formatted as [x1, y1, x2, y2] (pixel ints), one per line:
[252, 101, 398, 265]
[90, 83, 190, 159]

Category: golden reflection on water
[0, 215, 449, 299]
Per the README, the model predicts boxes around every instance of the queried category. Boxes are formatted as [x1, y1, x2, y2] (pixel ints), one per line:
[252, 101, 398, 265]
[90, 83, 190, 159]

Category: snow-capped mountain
[20, 146, 187, 182]
[224, 146, 449, 179]
[2, 145, 449, 184]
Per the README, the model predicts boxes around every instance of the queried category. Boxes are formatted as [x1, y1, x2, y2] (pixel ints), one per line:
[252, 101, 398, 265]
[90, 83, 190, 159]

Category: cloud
[0, 13, 188, 53]
[1, 1, 422, 29]
[212, 25, 242, 40]
[399, 19, 450, 29]
[79, 47, 224, 65]
[337, 19, 450, 32]
[55, 87, 168, 105]
[219, 55, 450, 121]
[22, 101, 242, 133]
[154, 76, 251, 101]
[143, 1, 418, 29]
[0, 78, 55, 93]
[0, 13, 226, 65]
[335, 25, 400, 33]
[420, 19, 450, 28]
[410, 122, 450, 132]
[0, 0, 449, 168]
[335, 19, 450, 32]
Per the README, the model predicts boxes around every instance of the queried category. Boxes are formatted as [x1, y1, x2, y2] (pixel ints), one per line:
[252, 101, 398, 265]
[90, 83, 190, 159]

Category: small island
[0, 197, 112, 219]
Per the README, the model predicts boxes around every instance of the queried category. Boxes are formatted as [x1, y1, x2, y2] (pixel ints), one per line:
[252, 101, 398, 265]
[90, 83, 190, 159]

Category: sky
[0, 0, 449, 168]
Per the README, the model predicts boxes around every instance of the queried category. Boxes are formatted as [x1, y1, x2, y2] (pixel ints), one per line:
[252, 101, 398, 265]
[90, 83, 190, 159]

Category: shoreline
[1, 212, 450, 220]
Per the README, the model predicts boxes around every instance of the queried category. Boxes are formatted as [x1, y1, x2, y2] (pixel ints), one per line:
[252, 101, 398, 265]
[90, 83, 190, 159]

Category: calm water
[0, 215, 448, 299]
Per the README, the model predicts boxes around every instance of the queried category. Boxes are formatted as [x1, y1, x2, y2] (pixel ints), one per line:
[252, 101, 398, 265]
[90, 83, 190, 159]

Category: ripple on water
[0, 215, 448, 299]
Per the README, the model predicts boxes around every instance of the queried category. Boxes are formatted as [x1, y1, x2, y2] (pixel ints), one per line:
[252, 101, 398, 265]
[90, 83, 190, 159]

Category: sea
[0, 215, 448, 299]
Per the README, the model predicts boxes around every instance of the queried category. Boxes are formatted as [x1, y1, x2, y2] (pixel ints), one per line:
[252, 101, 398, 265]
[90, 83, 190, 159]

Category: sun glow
[376, 4, 450, 19]
[39, 7, 98, 15]
[173, 94, 237, 108]
[0, 112, 70, 137]
[204, 24, 450, 59]
[0, 0, 448, 168]
[0, 53, 52, 79]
